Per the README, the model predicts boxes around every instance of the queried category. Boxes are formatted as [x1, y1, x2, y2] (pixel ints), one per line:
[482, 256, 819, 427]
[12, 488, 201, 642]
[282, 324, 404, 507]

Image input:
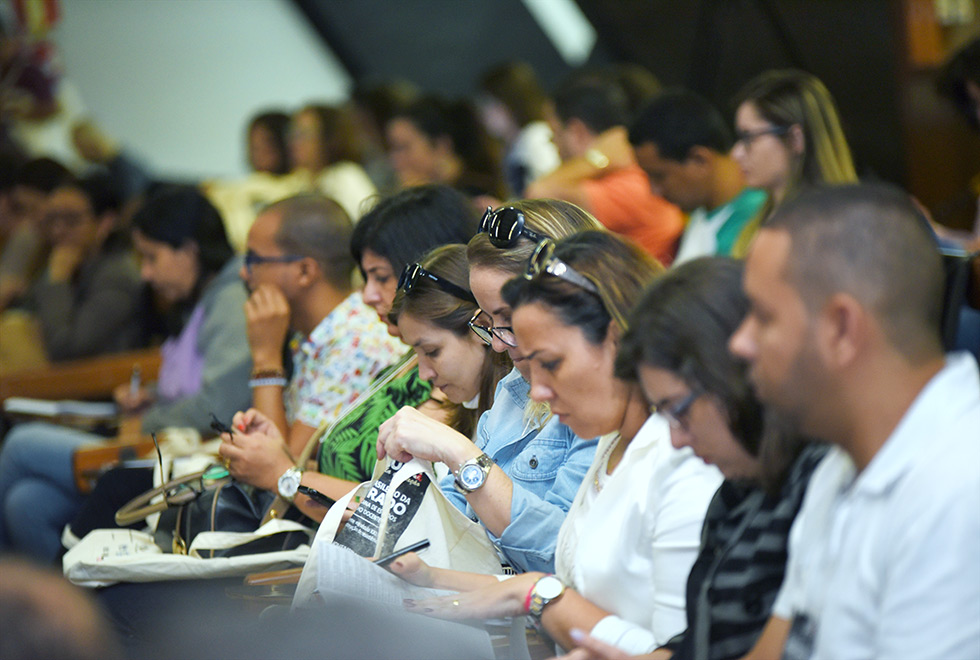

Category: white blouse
[555, 414, 722, 653]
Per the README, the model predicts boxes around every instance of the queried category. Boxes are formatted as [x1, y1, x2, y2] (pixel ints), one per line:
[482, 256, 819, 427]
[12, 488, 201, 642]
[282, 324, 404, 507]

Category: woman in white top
[289, 104, 377, 221]
[395, 231, 721, 653]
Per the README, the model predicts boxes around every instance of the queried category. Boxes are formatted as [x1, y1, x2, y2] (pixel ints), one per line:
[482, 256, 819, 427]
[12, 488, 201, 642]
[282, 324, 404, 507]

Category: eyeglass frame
[649, 390, 701, 430]
[244, 249, 306, 274]
[478, 206, 551, 249]
[398, 262, 477, 303]
[734, 125, 790, 147]
[523, 238, 629, 331]
[467, 309, 517, 348]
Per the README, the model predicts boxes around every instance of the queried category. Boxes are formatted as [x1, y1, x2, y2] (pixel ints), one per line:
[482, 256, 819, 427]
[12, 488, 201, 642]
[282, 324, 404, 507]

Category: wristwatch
[527, 574, 565, 620]
[277, 466, 303, 502]
[453, 453, 494, 493]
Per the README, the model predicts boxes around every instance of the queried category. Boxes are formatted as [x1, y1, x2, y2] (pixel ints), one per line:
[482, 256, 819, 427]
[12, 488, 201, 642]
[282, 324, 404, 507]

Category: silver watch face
[278, 470, 301, 498]
[458, 463, 486, 490]
[535, 575, 564, 600]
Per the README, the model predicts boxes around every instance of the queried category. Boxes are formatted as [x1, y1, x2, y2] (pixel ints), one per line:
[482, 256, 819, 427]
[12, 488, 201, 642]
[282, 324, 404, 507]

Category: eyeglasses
[398, 262, 476, 303]
[734, 125, 790, 146]
[244, 250, 305, 274]
[479, 206, 551, 248]
[649, 391, 701, 430]
[524, 238, 628, 330]
[468, 309, 517, 347]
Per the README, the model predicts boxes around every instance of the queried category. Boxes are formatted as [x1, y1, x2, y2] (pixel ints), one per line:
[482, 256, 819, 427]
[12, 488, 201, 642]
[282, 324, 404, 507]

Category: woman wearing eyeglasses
[729, 70, 857, 256]
[552, 258, 826, 660]
[393, 231, 721, 652]
[376, 200, 602, 574]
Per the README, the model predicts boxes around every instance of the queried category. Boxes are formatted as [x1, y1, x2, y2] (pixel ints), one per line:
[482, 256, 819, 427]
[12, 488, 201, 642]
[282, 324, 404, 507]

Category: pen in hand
[373, 539, 430, 567]
[129, 365, 141, 398]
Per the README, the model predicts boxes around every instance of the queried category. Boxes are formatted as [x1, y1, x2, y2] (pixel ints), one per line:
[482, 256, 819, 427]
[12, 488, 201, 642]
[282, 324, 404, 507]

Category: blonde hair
[466, 199, 604, 429]
[730, 70, 858, 256]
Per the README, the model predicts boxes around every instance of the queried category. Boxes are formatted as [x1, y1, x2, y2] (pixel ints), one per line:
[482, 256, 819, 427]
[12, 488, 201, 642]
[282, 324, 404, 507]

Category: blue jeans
[0, 422, 99, 562]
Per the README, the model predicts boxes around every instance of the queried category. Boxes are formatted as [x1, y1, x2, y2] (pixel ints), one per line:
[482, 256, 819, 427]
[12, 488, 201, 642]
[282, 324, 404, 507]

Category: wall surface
[54, 0, 351, 179]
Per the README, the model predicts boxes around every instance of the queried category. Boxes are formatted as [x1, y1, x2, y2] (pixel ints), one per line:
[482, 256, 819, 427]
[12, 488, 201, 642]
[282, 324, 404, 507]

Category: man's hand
[218, 408, 294, 491]
[244, 284, 291, 370]
[47, 244, 86, 282]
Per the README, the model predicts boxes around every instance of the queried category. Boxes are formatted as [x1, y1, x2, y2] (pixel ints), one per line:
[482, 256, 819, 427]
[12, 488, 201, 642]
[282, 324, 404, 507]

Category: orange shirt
[582, 164, 684, 266]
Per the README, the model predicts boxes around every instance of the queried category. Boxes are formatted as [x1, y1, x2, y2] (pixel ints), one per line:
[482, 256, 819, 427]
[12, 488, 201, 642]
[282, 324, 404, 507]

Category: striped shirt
[664, 443, 828, 660]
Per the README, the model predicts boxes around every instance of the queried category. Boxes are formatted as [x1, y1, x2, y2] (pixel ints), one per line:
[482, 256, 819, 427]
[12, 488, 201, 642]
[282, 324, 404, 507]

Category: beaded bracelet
[249, 377, 287, 389]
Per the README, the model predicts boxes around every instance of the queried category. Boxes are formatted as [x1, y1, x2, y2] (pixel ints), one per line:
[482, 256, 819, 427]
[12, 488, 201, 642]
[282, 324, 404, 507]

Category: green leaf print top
[317, 357, 432, 483]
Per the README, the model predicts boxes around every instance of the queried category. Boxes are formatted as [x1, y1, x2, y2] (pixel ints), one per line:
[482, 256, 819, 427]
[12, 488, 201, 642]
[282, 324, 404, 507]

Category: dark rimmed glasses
[649, 390, 701, 430]
[398, 262, 476, 303]
[468, 309, 517, 348]
[524, 238, 629, 331]
[479, 206, 551, 249]
[244, 249, 305, 275]
[734, 125, 790, 147]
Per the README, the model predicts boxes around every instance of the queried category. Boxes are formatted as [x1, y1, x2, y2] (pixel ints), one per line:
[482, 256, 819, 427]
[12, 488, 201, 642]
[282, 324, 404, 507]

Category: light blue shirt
[439, 368, 598, 572]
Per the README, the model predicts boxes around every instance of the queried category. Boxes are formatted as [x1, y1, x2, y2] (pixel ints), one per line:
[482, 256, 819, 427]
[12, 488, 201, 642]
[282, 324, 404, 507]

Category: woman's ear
[605, 319, 623, 348]
[787, 123, 805, 156]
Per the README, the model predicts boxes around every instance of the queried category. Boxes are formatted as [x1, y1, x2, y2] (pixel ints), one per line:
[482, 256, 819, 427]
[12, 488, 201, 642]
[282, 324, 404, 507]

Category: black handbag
[115, 464, 310, 557]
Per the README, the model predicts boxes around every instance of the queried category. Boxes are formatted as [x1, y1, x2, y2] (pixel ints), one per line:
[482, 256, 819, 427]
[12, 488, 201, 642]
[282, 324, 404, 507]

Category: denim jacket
[439, 368, 598, 572]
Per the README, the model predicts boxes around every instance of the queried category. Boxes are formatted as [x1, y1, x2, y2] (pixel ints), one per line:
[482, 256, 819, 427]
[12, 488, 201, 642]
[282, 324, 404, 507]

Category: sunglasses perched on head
[478, 206, 551, 249]
[398, 263, 476, 303]
[524, 238, 629, 331]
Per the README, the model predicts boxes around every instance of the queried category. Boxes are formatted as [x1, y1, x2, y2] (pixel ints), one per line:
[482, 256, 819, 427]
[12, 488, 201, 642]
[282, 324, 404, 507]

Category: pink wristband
[524, 581, 536, 614]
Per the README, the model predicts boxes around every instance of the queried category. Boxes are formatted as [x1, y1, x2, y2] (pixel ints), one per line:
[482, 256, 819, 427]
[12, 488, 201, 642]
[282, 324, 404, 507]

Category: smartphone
[373, 539, 430, 567]
[297, 484, 333, 507]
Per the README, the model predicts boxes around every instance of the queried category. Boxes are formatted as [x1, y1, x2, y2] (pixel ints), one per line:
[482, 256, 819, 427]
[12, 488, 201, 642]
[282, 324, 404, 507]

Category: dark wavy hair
[350, 184, 478, 277]
[616, 256, 806, 492]
[502, 231, 662, 346]
[131, 184, 233, 282]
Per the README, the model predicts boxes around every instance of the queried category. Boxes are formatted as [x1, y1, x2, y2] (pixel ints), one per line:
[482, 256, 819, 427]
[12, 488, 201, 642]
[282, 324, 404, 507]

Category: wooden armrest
[0, 348, 161, 403]
[243, 567, 304, 586]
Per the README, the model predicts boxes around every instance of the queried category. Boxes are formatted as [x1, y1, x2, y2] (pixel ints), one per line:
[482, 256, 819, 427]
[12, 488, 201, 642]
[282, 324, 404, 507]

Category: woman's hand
[552, 631, 671, 660]
[377, 406, 477, 468]
[218, 408, 294, 491]
[387, 551, 436, 588]
[113, 382, 153, 413]
[403, 572, 544, 621]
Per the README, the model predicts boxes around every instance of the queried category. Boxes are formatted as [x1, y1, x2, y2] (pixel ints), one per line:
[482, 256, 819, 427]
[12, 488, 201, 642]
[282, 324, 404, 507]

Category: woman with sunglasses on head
[553, 258, 827, 660]
[394, 232, 722, 653]
[729, 70, 857, 256]
[376, 200, 602, 574]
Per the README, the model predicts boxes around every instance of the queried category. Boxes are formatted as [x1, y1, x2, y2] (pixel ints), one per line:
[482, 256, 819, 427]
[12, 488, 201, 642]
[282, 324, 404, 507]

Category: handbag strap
[115, 469, 230, 526]
[262, 351, 420, 523]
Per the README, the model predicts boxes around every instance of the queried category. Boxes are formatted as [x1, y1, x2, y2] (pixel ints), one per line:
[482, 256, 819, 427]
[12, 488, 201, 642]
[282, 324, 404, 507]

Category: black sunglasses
[479, 206, 551, 249]
[524, 238, 629, 331]
[398, 263, 476, 303]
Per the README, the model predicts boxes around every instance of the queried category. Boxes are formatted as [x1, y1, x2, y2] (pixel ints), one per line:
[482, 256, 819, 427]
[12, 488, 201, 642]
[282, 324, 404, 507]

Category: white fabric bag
[293, 456, 502, 606]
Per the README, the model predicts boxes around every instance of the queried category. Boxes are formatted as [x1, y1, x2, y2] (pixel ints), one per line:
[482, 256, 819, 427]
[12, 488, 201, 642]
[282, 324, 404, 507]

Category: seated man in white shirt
[727, 183, 980, 660]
